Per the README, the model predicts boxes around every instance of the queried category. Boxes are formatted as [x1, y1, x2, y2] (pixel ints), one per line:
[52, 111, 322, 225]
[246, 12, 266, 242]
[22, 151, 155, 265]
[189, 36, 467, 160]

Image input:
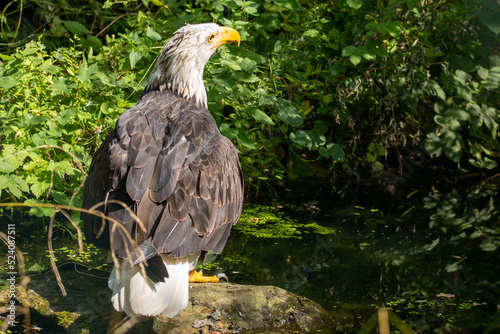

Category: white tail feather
[108, 252, 199, 317]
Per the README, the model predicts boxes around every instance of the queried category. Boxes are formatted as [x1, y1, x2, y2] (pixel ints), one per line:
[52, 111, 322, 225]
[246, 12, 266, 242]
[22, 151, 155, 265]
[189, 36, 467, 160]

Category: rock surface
[0, 268, 329, 333]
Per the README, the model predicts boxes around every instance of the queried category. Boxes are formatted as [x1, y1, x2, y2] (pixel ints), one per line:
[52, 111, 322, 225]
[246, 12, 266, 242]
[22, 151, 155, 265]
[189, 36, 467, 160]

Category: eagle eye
[207, 33, 216, 43]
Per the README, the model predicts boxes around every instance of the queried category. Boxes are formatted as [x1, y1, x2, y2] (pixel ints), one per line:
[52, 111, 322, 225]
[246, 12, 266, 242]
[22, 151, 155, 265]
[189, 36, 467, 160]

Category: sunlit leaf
[273, 0, 299, 11]
[146, 26, 162, 41]
[0, 76, 18, 90]
[26, 199, 55, 217]
[346, 0, 362, 10]
[290, 130, 325, 149]
[129, 50, 142, 69]
[276, 98, 303, 127]
[249, 107, 274, 125]
[319, 143, 344, 161]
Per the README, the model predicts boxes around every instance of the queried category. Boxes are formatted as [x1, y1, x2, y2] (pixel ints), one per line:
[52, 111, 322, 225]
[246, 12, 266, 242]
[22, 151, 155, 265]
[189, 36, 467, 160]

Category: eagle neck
[146, 40, 212, 109]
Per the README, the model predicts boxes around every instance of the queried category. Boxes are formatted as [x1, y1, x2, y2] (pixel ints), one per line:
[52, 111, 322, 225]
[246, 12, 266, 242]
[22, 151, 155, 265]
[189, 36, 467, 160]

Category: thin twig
[48, 210, 67, 296]
[96, 13, 132, 37]
[0, 201, 148, 293]
[58, 209, 84, 253]
[0, 231, 25, 277]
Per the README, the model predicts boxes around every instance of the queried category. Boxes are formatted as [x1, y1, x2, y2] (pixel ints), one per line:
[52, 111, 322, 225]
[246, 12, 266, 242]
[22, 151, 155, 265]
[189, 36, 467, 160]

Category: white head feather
[146, 23, 240, 108]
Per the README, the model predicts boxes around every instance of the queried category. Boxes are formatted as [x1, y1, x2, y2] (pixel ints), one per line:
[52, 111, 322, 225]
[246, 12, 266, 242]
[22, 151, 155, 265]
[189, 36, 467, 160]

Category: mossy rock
[158, 283, 328, 333]
[1, 269, 329, 333]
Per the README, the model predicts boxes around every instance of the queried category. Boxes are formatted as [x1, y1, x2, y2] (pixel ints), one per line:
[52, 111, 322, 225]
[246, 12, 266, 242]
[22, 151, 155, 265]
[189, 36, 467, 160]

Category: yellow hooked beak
[211, 27, 241, 49]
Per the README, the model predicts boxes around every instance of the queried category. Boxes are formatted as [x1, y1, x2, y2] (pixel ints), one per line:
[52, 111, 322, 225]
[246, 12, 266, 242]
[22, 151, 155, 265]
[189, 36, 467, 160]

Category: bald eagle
[82, 23, 243, 318]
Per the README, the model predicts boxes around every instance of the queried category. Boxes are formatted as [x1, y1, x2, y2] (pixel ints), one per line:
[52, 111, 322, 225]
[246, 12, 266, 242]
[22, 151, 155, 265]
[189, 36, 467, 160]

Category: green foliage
[46, 243, 105, 267]
[385, 298, 483, 333]
[423, 185, 500, 265]
[1, 0, 498, 202]
[236, 204, 336, 238]
[0, 35, 146, 215]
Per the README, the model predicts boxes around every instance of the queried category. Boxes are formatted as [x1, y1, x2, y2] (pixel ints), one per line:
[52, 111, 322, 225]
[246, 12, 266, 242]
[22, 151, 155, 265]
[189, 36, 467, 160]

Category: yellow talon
[188, 269, 220, 283]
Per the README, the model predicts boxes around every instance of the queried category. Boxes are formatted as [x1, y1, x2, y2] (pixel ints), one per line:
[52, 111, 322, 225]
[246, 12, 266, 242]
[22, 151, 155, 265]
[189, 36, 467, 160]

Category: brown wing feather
[82, 89, 243, 261]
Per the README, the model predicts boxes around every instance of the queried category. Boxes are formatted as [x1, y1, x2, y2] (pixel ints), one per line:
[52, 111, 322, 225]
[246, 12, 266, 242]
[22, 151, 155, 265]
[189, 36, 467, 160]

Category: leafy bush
[1, 0, 499, 210]
[0, 35, 144, 217]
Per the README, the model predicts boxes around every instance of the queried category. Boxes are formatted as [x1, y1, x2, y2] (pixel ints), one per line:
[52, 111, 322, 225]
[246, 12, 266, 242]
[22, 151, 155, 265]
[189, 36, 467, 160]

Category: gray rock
[1, 269, 328, 333]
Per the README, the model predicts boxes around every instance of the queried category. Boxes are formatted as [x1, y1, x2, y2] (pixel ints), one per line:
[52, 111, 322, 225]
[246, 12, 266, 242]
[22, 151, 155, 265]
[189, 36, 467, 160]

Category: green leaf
[0, 75, 18, 90]
[0, 54, 13, 61]
[62, 20, 86, 35]
[242, 2, 260, 15]
[27, 263, 46, 272]
[1, 174, 28, 198]
[32, 131, 58, 146]
[48, 161, 74, 176]
[329, 64, 347, 76]
[273, 0, 299, 11]
[469, 157, 498, 170]
[290, 130, 312, 149]
[441, 129, 463, 163]
[221, 59, 242, 71]
[220, 123, 238, 140]
[258, 95, 277, 106]
[303, 29, 320, 38]
[384, 21, 403, 38]
[50, 78, 72, 96]
[454, 69, 471, 84]
[236, 129, 256, 149]
[40, 64, 60, 74]
[483, 66, 500, 89]
[137, 10, 148, 27]
[434, 114, 461, 131]
[11, 175, 29, 193]
[341, 45, 357, 57]
[146, 26, 162, 41]
[52, 191, 71, 205]
[56, 109, 77, 125]
[432, 82, 446, 100]
[349, 54, 361, 66]
[239, 58, 257, 73]
[276, 98, 303, 127]
[445, 261, 462, 272]
[425, 133, 443, 158]
[249, 107, 274, 125]
[342, 46, 375, 65]
[319, 143, 344, 161]
[290, 130, 326, 149]
[30, 179, 50, 198]
[0, 174, 8, 190]
[233, 72, 259, 83]
[82, 36, 103, 52]
[0, 154, 19, 173]
[346, 0, 363, 10]
[25, 199, 55, 218]
[77, 63, 98, 82]
[129, 50, 142, 69]
[480, 9, 500, 35]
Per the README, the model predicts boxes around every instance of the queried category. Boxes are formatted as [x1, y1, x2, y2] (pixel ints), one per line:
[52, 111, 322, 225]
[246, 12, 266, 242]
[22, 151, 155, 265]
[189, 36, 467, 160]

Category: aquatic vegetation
[236, 204, 336, 239]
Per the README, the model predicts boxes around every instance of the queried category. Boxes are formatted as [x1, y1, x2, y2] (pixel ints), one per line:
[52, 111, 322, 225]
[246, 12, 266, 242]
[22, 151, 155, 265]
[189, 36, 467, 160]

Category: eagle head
[146, 23, 241, 108]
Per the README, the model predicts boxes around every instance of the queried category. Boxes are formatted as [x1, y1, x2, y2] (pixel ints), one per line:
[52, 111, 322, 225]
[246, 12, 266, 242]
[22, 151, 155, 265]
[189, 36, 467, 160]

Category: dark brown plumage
[81, 23, 243, 317]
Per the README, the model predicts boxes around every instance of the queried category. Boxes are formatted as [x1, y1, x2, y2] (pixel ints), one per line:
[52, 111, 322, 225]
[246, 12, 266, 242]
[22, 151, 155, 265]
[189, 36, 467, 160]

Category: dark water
[208, 192, 500, 333]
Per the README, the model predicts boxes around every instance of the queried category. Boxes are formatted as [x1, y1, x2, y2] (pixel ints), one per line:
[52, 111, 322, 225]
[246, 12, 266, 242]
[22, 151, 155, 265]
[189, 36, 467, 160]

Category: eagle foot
[189, 269, 227, 283]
